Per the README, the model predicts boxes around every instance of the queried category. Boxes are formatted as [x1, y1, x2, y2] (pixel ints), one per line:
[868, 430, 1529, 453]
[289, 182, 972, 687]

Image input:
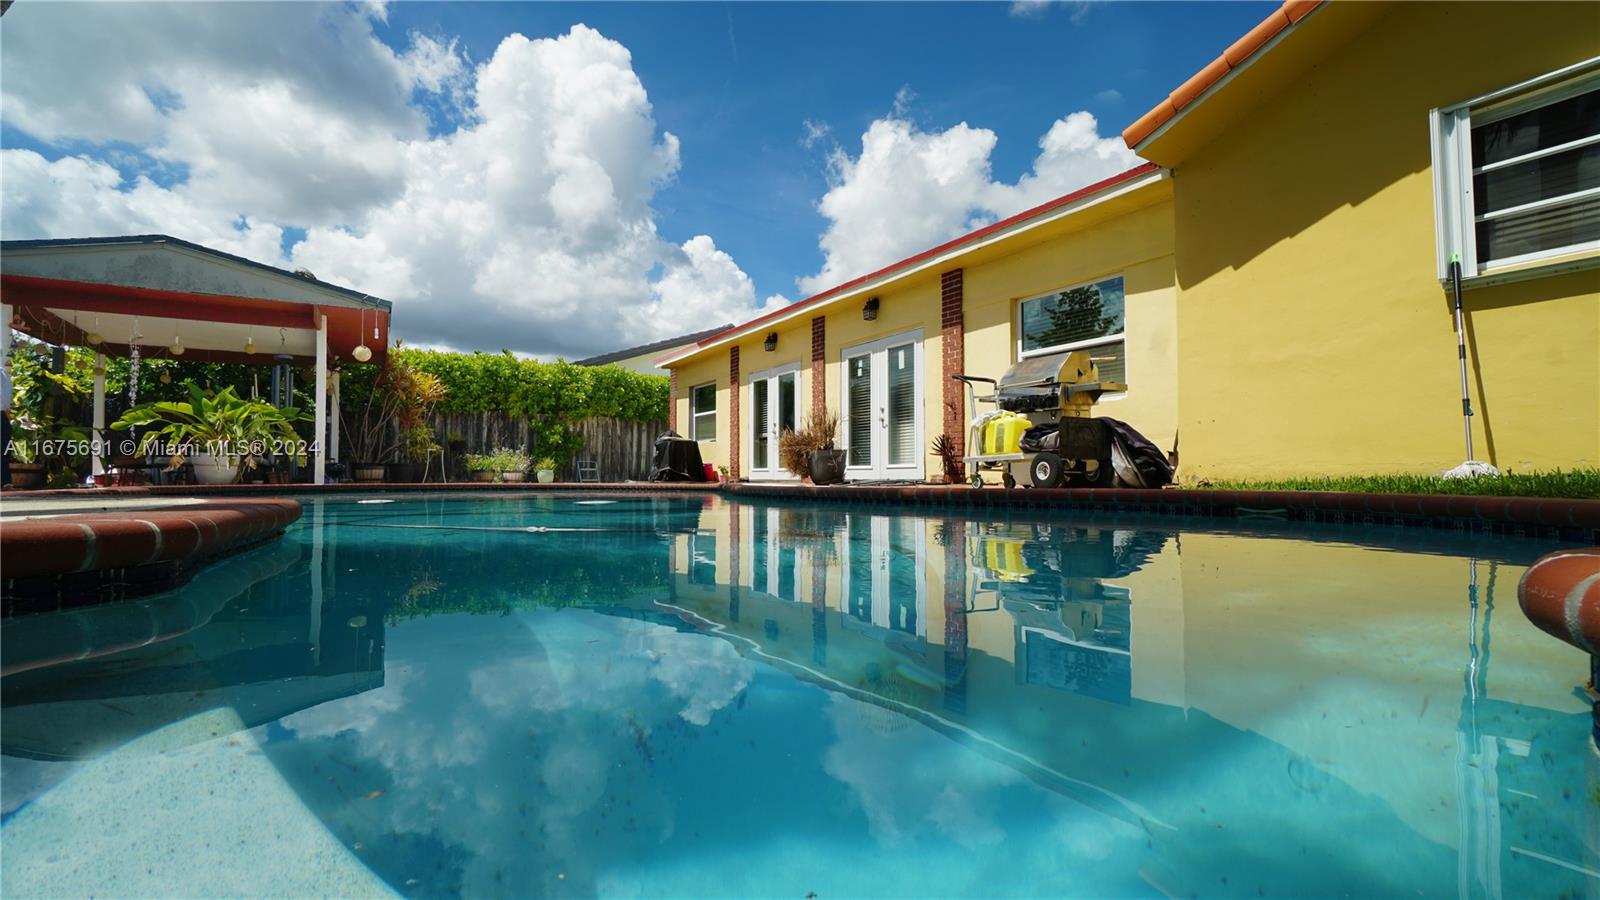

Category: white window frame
[747, 362, 802, 480]
[689, 381, 717, 442]
[1014, 273, 1128, 400]
[1431, 56, 1600, 285]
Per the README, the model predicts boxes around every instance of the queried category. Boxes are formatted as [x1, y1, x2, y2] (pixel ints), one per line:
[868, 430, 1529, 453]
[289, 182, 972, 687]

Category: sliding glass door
[840, 330, 923, 481]
[749, 365, 799, 479]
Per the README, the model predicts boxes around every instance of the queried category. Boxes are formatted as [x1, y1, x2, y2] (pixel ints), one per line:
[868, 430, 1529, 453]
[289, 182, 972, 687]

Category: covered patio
[1, 235, 393, 484]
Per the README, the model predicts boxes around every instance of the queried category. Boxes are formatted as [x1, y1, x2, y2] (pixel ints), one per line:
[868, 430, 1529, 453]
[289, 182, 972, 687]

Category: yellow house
[660, 166, 1178, 481]
[664, 1, 1598, 483]
[1126, 0, 1599, 480]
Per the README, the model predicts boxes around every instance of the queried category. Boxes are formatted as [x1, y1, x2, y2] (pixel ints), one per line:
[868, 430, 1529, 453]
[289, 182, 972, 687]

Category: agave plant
[113, 381, 308, 465]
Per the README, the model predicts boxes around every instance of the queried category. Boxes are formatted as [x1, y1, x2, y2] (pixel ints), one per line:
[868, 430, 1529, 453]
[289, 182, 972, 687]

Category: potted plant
[113, 382, 306, 485]
[780, 412, 843, 484]
[531, 455, 555, 484]
[464, 452, 501, 482]
[389, 423, 437, 482]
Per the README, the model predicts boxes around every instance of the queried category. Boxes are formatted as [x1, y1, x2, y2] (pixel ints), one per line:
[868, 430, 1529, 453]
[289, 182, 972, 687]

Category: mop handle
[1450, 255, 1474, 461]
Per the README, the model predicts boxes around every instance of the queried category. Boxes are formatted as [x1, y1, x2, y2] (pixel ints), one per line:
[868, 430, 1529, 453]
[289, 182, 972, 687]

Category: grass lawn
[1182, 468, 1600, 499]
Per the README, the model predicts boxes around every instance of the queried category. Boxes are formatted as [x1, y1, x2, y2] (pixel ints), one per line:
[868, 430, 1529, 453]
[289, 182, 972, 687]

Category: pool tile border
[722, 483, 1600, 544]
[7, 480, 1597, 543]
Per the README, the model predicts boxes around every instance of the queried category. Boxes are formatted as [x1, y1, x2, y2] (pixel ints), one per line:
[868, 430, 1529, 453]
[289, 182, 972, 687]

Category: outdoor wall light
[863, 296, 880, 321]
[764, 332, 777, 352]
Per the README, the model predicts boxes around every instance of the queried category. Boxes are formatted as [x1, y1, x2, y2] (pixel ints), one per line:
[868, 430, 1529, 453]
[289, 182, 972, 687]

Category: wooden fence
[408, 413, 665, 482]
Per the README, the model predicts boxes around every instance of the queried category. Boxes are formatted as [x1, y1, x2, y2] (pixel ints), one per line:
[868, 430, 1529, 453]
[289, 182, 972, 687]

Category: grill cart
[952, 349, 1126, 489]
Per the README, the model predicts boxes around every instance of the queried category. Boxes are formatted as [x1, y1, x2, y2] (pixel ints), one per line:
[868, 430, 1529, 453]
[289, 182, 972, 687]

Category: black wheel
[969, 472, 983, 488]
[1081, 457, 1115, 488]
[1002, 470, 1017, 490]
[1030, 453, 1064, 489]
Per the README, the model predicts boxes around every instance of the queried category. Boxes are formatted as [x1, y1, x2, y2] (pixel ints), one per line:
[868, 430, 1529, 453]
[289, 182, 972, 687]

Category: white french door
[840, 330, 924, 481]
[749, 364, 800, 479]
[841, 513, 927, 637]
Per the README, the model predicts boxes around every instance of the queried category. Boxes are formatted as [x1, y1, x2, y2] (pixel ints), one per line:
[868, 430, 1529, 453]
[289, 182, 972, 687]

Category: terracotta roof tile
[1122, 0, 1323, 148]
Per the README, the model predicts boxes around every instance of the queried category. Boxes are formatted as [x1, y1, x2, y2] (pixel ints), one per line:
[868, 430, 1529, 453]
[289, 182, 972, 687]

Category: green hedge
[340, 348, 668, 422]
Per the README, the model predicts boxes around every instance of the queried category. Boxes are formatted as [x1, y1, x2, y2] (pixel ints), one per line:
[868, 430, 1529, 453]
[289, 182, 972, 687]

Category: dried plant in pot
[932, 433, 965, 485]
[779, 412, 843, 484]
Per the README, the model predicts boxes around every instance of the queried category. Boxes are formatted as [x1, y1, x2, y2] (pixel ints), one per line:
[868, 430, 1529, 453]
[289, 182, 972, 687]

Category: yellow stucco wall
[964, 197, 1179, 453]
[671, 181, 1177, 482]
[1168, 2, 1600, 479]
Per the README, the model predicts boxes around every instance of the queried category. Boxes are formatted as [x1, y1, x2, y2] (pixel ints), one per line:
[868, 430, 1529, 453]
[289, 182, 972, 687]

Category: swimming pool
[2, 493, 1592, 897]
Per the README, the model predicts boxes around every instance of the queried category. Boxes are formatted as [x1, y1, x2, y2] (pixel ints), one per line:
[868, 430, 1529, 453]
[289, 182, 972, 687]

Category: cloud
[1008, 1, 1054, 18]
[798, 107, 1138, 295]
[1009, 1, 1097, 23]
[1096, 88, 1123, 105]
[0, 6, 765, 358]
[801, 119, 832, 149]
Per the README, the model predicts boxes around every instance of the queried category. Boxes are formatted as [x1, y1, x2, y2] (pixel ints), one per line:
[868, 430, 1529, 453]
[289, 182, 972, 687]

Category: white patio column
[92, 353, 106, 476]
[1, 303, 12, 417]
[328, 369, 341, 472]
[313, 314, 328, 485]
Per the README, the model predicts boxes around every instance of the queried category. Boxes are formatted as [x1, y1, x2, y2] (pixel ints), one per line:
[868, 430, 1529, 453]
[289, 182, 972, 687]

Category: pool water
[1, 494, 1593, 898]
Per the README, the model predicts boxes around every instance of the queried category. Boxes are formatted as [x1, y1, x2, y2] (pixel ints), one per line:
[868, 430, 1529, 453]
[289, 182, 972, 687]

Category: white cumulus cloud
[798, 106, 1138, 296]
[0, 4, 766, 358]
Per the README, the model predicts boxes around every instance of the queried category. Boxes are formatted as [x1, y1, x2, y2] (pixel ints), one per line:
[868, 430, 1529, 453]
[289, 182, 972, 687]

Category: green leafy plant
[932, 433, 964, 484]
[464, 452, 501, 473]
[339, 347, 668, 468]
[112, 382, 307, 471]
[533, 456, 558, 473]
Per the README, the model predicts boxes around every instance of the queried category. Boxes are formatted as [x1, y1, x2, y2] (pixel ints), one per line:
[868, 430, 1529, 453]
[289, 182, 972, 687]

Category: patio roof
[1, 234, 391, 366]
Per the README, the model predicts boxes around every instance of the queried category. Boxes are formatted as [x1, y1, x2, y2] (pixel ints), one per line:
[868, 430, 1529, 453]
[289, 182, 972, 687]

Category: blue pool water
[1, 493, 1593, 898]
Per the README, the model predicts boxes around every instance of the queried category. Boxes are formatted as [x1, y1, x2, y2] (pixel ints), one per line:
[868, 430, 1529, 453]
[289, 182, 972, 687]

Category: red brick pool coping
[2, 498, 301, 585]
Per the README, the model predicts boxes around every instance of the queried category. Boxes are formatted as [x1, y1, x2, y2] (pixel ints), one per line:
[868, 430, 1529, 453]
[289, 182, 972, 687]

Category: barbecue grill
[952, 349, 1126, 489]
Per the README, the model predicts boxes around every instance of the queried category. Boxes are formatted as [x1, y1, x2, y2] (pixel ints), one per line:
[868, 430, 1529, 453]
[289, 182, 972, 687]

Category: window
[1432, 59, 1600, 280]
[690, 382, 716, 441]
[1016, 274, 1126, 384]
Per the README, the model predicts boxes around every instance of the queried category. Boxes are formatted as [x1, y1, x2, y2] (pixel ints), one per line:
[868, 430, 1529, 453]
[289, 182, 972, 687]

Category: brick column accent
[810, 316, 826, 421]
[668, 368, 679, 432]
[940, 269, 966, 461]
[729, 346, 741, 480]
[943, 518, 968, 712]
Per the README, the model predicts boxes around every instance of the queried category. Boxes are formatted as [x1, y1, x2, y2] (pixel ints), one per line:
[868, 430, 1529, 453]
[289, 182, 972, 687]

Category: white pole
[314, 314, 328, 485]
[92, 353, 106, 476]
[329, 369, 341, 475]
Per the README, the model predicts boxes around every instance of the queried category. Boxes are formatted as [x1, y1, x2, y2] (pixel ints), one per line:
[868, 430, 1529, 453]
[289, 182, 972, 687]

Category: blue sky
[378, 1, 1271, 305]
[1, 1, 1274, 356]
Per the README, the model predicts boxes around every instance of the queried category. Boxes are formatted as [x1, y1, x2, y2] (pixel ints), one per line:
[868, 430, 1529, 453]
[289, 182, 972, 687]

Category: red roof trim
[658, 161, 1162, 365]
[1121, 0, 1324, 149]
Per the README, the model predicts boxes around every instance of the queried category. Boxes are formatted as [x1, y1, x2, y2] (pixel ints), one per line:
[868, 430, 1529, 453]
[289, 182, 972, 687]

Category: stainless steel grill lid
[996, 350, 1070, 411]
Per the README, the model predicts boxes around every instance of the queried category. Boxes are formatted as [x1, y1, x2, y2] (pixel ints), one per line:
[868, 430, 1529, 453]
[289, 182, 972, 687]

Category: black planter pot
[386, 462, 424, 483]
[809, 448, 846, 485]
